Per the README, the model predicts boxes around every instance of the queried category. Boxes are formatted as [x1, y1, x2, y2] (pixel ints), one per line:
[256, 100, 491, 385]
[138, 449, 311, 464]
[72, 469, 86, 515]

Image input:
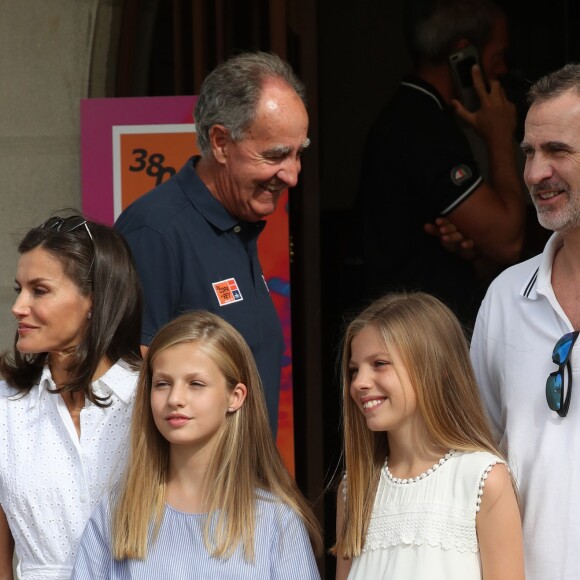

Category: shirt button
[233, 225, 242, 233]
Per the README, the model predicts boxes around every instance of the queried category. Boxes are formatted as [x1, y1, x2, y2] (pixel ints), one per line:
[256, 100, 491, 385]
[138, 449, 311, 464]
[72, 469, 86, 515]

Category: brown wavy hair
[0, 212, 142, 405]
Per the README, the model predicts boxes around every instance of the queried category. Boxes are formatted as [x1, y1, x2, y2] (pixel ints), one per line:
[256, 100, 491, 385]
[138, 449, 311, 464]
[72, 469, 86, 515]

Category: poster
[81, 97, 295, 474]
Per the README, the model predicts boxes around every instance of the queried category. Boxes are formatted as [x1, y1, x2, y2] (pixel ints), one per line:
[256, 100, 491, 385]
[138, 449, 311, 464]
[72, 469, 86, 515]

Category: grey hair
[527, 63, 580, 106]
[194, 51, 307, 157]
[404, 0, 503, 66]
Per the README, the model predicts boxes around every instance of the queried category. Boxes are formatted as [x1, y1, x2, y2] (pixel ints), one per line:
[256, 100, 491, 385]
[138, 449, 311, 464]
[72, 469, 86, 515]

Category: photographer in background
[356, 0, 526, 331]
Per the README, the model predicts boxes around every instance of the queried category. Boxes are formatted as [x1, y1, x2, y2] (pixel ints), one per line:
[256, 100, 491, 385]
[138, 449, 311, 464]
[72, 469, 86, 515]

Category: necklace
[384, 449, 456, 485]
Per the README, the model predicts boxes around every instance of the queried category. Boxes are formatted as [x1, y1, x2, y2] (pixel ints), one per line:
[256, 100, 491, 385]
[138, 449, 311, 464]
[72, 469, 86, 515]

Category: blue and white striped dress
[71, 491, 320, 579]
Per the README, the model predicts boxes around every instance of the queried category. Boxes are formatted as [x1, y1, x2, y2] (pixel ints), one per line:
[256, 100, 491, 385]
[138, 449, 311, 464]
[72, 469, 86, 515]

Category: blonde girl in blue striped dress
[72, 311, 321, 579]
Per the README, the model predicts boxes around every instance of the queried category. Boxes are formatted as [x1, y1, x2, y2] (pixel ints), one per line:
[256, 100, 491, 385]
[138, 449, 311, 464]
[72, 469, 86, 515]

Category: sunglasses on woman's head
[40, 215, 93, 241]
[546, 331, 579, 417]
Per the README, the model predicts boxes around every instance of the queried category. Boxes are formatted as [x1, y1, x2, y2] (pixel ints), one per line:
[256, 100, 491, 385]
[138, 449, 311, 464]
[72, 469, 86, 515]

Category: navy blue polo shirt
[357, 76, 486, 328]
[115, 157, 284, 433]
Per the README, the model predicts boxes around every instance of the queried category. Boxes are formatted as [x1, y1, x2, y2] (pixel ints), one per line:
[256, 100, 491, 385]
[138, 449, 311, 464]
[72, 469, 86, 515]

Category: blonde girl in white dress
[334, 292, 524, 580]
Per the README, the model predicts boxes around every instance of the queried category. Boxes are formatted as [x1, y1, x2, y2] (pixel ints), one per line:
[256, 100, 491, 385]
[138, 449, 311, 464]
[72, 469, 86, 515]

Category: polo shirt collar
[400, 75, 446, 111]
[179, 156, 266, 235]
[31, 359, 134, 409]
[520, 232, 562, 300]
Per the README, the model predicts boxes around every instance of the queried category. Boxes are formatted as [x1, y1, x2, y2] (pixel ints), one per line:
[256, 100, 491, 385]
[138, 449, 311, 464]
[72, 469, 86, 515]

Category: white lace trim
[384, 450, 456, 485]
[475, 460, 505, 512]
[362, 509, 479, 553]
[358, 453, 505, 554]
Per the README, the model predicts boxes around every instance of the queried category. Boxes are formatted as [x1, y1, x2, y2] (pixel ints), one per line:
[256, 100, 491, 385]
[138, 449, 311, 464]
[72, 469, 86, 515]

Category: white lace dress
[347, 450, 504, 580]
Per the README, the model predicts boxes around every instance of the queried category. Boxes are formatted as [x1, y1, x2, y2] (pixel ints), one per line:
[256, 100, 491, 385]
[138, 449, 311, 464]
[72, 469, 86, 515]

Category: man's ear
[209, 124, 229, 164]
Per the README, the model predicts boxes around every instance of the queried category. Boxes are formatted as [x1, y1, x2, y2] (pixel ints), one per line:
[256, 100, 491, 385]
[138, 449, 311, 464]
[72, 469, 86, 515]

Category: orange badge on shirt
[212, 278, 244, 306]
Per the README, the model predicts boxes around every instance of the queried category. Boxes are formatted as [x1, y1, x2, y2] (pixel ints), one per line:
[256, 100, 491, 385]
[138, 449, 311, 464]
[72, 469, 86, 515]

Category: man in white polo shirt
[471, 63, 580, 580]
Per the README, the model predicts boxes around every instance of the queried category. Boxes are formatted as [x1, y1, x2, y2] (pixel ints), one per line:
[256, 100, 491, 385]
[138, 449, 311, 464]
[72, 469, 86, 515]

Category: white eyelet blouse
[0, 360, 138, 580]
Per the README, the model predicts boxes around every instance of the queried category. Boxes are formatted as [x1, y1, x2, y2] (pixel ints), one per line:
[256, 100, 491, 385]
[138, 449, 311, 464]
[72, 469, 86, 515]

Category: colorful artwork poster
[80, 97, 295, 474]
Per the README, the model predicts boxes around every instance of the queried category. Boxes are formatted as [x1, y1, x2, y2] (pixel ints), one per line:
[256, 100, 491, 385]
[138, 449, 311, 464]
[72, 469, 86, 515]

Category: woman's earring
[227, 407, 234, 413]
[87, 311, 92, 319]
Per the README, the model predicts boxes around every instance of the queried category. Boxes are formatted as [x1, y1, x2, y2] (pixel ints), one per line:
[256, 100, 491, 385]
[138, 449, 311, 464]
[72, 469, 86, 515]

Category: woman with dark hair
[0, 214, 143, 580]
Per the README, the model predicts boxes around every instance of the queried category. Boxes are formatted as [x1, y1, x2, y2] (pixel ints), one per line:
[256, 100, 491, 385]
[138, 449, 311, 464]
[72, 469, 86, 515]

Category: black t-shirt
[357, 76, 487, 329]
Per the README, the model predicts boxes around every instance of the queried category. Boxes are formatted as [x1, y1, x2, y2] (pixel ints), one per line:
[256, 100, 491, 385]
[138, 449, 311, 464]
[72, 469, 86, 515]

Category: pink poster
[81, 97, 295, 474]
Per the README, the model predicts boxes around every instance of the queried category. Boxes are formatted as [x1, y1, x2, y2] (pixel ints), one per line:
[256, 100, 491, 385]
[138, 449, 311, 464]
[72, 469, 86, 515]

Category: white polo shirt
[471, 233, 580, 580]
[0, 360, 138, 580]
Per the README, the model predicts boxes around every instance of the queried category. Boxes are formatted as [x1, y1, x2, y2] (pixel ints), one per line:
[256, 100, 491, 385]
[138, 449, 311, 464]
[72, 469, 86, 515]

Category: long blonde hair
[112, 310, 322, 561]
[334, 292, 507, 558]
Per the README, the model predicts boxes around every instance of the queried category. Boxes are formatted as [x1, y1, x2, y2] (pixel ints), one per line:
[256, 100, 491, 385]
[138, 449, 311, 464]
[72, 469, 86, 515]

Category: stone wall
[0, 0, 122, 350]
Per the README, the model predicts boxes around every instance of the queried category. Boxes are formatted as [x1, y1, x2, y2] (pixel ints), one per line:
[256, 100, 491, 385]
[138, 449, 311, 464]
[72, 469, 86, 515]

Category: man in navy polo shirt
[115, 52, 309, 435]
